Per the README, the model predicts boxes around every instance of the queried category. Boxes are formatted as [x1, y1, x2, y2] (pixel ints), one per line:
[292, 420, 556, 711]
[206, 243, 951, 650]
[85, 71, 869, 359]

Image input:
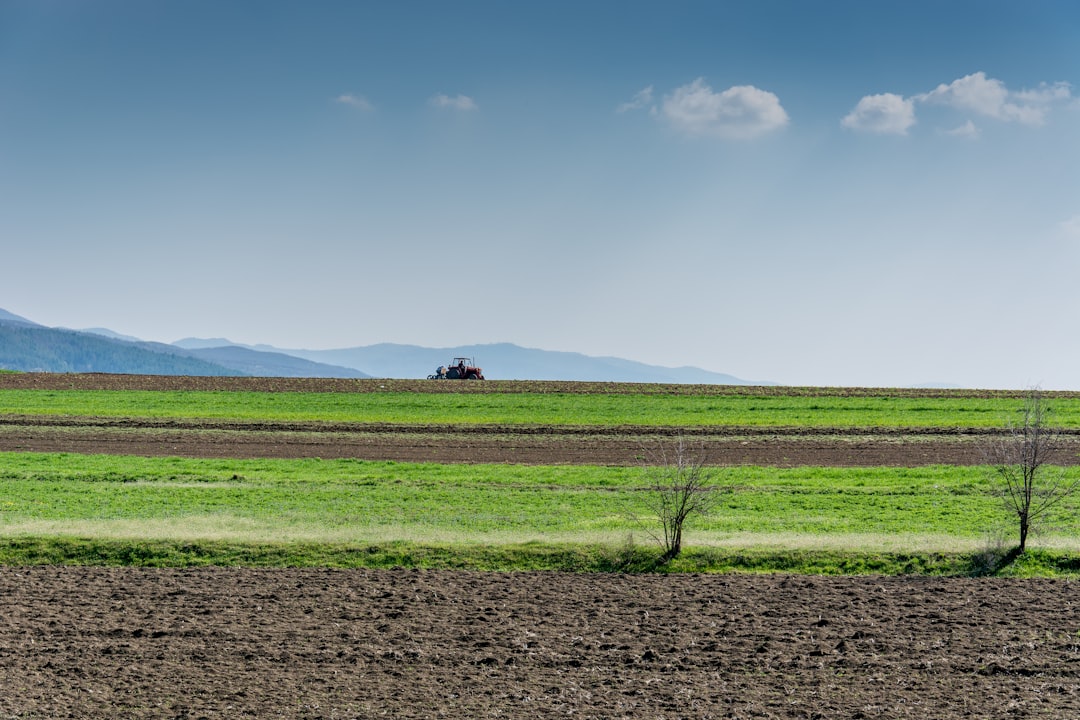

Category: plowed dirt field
[2, 567, 1079, 719]
[0, 415, 1006, 466]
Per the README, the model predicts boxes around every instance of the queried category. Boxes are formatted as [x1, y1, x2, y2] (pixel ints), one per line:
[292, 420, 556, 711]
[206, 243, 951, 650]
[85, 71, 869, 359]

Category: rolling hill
[0, 311, 368, 378]
[0, 321, 244, 376]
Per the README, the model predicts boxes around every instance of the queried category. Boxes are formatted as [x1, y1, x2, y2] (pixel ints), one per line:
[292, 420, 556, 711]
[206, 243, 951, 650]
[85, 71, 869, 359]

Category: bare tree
[639, 437, 719, 562]
[984, 389, 1077, 553]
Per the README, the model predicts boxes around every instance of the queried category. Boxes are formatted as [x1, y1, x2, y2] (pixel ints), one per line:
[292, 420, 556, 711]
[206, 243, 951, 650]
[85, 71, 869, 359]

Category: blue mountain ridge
[0, 306, 763, 382]
[173, 338, 766, 384]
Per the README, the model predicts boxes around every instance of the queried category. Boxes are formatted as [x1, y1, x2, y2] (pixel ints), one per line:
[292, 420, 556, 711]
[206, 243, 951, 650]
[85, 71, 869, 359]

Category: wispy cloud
[429, 93, 478, 111]
[942, 120, 980, 139]
[660, 78, 788, 139]
[616, 85, 654, 114]
[843, 72, 1073, 135]
[335, 93, 374, 111]
[840, 93, 915, 135]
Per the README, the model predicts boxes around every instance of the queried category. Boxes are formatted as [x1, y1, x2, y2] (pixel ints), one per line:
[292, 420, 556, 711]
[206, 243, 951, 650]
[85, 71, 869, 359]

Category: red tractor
[429, 357, 484, 380]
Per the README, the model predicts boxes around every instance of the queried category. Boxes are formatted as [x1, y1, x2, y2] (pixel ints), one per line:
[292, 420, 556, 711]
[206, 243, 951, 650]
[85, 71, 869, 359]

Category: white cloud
[661, 78, 788, 139]
[617, 85, 654, 113]
[429, 93, 478, 111]
[841, 93, 916, 135]
[916, 72, 1072, 126]
[843, 72, 1073, 137]
[335, 93, 374, 111]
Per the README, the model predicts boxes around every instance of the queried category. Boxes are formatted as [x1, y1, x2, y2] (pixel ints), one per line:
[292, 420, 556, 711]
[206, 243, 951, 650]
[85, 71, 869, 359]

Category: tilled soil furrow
[0, 422, 1031, 465]
[1, 568, 1078, 719]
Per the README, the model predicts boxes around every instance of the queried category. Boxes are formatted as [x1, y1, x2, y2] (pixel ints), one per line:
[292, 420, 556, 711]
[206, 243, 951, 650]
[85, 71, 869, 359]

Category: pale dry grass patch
[0, 519, 627, 546]
[6, 519, 1077, 557]
[0, 517, 276, 543]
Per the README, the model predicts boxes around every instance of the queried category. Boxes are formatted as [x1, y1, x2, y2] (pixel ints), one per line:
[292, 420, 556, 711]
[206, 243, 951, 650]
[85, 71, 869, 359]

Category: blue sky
[2, 1, 1078, 388]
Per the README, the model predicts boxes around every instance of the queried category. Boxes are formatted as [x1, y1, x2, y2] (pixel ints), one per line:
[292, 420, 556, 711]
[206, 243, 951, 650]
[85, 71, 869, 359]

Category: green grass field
[2, 451, 1078, 574]
[5, 388, 1080, 427]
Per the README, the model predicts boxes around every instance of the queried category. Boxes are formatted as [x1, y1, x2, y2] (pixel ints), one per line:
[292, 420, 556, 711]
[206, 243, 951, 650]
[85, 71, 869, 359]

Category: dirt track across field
[0, 414, 1012, 466]
[2, 567, 1079, 719]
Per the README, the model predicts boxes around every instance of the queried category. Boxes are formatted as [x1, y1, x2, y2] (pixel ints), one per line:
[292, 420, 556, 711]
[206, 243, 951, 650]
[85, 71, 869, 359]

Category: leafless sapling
[984, 389, 1077, 554]
[640, 437, 719, 562]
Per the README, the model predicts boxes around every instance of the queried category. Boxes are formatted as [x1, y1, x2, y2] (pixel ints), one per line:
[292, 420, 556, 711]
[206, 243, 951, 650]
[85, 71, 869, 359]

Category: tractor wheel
[465, 371, 479, 380]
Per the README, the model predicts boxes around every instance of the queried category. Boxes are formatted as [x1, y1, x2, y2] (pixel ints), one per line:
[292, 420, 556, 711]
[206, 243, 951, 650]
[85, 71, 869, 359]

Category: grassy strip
[0, 537, 1076, 577]
[2, 452, 1079, 553]
[5, 389, 1080, 427]
[0, 452, 1033, 539]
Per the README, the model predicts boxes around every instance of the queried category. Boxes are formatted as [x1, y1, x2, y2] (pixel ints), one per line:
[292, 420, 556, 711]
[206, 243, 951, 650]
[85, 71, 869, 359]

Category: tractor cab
[429, 357, 485, 380]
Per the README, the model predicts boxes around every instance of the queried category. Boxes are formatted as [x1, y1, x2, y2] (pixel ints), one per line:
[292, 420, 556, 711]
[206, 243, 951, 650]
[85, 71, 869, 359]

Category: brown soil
[0, 415, 1014, 466]
[1, 566, 1078, 719]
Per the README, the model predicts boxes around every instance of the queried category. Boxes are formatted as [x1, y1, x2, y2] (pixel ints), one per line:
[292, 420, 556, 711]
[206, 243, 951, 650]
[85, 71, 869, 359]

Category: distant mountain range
[0, 307, 765, 384]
